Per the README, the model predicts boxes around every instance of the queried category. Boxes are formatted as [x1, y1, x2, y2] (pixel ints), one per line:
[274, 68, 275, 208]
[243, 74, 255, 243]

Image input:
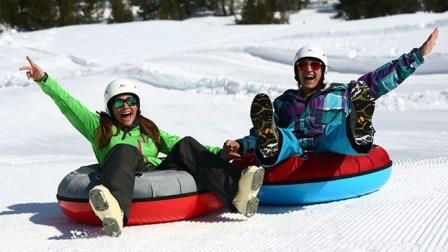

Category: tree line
[0, 0, 307, 31]
[335, 0, 448, 20]
[1, 0, 447, 31]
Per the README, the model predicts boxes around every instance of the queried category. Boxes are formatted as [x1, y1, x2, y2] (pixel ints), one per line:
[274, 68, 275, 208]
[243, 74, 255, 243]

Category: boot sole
[89, 189, 123, 237]
[89, 189, 109, 212]
[350, 82, 375, 143]
[103, 217, 122, 237]
[251, 168, 265, 191]
[250, 94, 277, 148]
[245, 167, 264, 217]
[244, 197, 260, 218]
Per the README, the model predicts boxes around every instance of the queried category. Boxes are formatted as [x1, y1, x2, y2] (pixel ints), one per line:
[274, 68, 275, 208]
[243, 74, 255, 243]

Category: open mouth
[304, 75, 316, 81]
[120, 111, 132, 120]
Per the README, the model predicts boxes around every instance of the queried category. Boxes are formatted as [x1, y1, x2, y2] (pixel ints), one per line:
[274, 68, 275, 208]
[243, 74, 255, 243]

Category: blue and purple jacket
[238, 48, 424, 154]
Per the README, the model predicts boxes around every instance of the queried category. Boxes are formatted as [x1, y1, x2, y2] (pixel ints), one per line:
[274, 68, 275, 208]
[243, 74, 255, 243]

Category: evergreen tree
[256, 0, 273, 24]
[135, 0, 209, 20]
[80, 0, 105, 24]
[277, 0, 290, 24]
[0, 0, 20, 28]
[240, 0, 257, 23]
[379, 0, 420, 16]
[268, 0, 299, 24]
[336, 0, 420, 20]
[240, 0, 273, 24]
[23, 0, 57, 30]
[58, 0, 77, 26]
[158, 0, 185, 20]
[210, 0, 235, 16]
[136, 0, 239, 20]
[335, 0, 368, 19]
[135, 0, 160, 20]
[110, 0, 134, 23]
[424, 0, 448, 12]
[178, 0, 206, 18]
[219, 0, 229, 15]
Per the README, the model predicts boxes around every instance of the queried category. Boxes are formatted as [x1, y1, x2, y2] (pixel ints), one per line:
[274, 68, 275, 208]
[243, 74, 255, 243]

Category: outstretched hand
[419, 27, 439, 57]
[220, 140, 241, 160]
[19, 56, 45, 81]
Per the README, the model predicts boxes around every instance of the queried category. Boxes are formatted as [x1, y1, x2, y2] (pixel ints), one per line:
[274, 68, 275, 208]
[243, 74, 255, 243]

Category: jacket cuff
[236, 139, 245, 154]
[412, 48, 424, 65]
[36, 72, 49, 85]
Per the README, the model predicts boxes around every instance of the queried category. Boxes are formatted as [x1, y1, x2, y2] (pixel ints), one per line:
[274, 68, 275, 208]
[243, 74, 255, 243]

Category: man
[222, 28, 439, 167]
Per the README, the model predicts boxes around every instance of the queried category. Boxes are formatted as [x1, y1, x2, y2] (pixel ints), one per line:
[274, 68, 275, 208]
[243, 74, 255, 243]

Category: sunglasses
[297, 61, 322, 71]
[112, 96, 138, 109]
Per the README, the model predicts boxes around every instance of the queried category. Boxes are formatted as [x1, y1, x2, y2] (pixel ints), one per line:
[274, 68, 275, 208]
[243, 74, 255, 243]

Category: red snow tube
[233, 145, 392, 205]
[57, 165, 223, 226]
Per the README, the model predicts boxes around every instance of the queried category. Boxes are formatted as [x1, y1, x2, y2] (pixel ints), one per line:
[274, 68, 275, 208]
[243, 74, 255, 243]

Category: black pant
[101, 137, 242, 224]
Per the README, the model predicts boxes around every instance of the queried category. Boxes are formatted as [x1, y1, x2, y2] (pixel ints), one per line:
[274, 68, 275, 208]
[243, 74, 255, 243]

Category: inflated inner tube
[233, 145, 393, 205]
[57, 164, 223, 225]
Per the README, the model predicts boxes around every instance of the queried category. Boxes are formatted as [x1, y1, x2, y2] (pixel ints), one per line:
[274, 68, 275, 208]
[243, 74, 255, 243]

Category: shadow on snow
[0, 202, 103, 240]
[0, 202, 303, 239]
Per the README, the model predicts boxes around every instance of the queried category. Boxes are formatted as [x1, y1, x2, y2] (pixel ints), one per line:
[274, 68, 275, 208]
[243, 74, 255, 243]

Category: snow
[1, 8, 448, 251]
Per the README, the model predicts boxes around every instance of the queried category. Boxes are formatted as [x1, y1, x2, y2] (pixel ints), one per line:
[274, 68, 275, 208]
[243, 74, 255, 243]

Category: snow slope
[0, 9, 447, 251]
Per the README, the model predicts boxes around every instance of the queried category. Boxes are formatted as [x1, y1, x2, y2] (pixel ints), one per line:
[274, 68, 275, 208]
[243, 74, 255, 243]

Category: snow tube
[56, 165, 223, 226]
[233, 145, 392, 205]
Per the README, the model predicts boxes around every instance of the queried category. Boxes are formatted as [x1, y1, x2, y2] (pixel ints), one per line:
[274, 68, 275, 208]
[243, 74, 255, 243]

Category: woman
[20, 57, 264, 237]
[222, 28, 439, 167]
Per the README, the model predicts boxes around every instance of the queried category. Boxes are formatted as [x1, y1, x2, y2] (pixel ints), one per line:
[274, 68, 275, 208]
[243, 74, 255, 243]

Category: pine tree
[135, 0, 160, 20]
[256, 0, 273, 24]
[178, 0, 206, 18]
[376, 0, 420, 17]
[277, 0, 290, 24]
[266, 0, 296, 24]
[240, 0, 257, 24]
[213, 0, 231, 16]
[0, 0, 20, 28]
[58, 0, 77, 26]
[423, 0, 448, 12]
[158, 0, 185, 20]
[240, 0, 273, 24]
[24, 0, 57, 30]
[219, 0, 229, 15]
[229, 0, 235, 14]
[335, 0, 367, 20]
[110, 0, 134, 23]
[80, 0, 105, 24]
[336, 0, 420, 20]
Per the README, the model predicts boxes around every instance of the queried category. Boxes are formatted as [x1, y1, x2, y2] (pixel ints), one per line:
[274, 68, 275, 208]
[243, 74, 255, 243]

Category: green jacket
[39, 76, 221, 166]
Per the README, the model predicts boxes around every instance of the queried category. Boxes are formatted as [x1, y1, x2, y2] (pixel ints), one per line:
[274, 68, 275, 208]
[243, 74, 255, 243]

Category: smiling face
[296, 58, 323, 96]
[110, 94, 139, 127]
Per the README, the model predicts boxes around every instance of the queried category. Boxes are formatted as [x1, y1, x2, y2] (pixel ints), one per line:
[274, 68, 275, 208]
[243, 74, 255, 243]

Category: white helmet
[293, 45, 328, 81]
[104, 78, 139, 110]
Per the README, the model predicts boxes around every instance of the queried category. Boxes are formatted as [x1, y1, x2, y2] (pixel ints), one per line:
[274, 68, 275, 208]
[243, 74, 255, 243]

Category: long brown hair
[96, 112, 161, 150]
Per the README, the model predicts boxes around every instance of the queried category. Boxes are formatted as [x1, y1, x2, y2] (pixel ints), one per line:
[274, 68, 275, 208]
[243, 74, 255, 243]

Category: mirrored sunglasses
[297, 61, 322, 71]
[112, 96, 138, 109]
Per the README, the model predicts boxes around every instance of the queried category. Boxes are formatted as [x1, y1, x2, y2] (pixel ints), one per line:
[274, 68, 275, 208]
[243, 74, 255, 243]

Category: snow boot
[250, 93, 279, 158]
[350, 81, 376, 146]
[232, 166, 265, 217]
[89, 185, 124, 237]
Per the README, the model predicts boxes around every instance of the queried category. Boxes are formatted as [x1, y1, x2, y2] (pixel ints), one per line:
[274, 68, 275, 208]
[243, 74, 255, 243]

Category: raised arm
[358, 28, 439, 99]
[419, 27, 439, 57]
[19, 57, 100, 143]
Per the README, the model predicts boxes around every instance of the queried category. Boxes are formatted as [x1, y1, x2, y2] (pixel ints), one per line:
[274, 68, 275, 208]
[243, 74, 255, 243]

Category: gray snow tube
[57, 164, 205, 201]
[56, 164, 223, 225]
